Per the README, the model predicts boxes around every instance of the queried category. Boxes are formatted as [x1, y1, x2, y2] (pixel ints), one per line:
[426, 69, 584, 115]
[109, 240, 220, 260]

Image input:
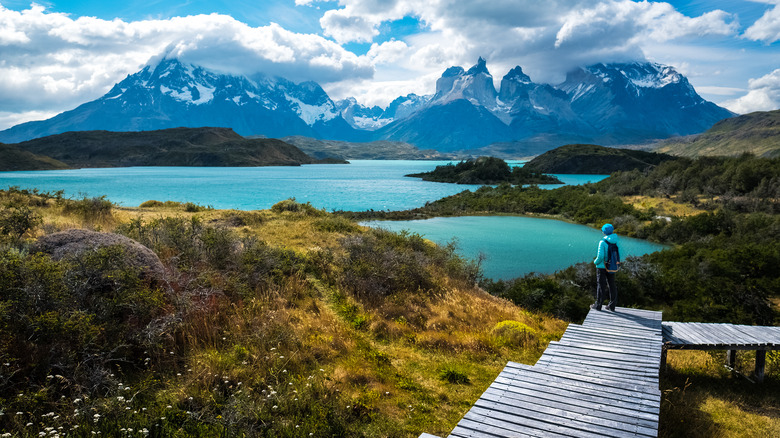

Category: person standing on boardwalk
[591, 223, 619, 311]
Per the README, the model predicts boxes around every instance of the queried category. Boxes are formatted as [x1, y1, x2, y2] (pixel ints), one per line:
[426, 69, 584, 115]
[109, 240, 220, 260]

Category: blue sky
[1, 0, 779, 130]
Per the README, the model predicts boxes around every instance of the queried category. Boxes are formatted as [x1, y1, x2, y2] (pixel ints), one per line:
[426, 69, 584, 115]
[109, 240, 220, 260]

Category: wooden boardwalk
[443, 307, 664, 438]
[662, 321, 780, 382]
[421, 311, 780, 437]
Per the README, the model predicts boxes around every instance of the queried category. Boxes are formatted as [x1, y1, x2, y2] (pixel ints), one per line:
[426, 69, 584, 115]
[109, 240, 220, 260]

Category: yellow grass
[661, 350, 780, 438]
[623, 195, 706, 217]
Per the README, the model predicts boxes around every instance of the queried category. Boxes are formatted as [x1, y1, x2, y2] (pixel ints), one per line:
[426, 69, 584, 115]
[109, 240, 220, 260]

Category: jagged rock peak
[503, 66, 532, 84]
[466, 57, 490, 76]
[585, 62, 684, 88]
[442, 66, 466, 77]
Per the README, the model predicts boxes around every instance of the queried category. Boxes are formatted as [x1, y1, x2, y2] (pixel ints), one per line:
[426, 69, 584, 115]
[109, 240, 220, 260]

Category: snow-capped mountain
[336, 94, 431, 130]
[556, 62, 732, 143]
[0, 57, 365, 144]
[372, 59, 733, 152]
[0, 56, 733, 156]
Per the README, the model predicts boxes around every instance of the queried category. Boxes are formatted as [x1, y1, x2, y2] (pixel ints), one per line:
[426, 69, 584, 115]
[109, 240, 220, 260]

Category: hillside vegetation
[9, 127, 336, 169]
[406, 156, 562, 185]
[348, 154, 780, 327]
[282, 136, 458, 160]
[523, 143, 678, 174]
[655, 109, 780, 158]
[0, 143, 70, 171]
[0, 189, 566, 437]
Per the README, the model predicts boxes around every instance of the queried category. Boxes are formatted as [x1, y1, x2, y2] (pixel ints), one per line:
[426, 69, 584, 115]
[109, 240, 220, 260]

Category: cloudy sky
[1, 0, 779, 130]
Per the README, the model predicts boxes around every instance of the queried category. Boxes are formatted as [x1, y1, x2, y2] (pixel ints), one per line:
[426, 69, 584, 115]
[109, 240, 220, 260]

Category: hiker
[591, 223, 619, 311]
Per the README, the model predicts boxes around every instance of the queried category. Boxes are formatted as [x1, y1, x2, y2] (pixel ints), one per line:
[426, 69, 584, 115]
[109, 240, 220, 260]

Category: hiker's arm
[594, 241, 604, 265]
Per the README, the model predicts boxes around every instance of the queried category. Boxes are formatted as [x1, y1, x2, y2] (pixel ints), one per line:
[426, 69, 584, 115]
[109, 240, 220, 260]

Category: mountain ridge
[0, 57, 735, 156]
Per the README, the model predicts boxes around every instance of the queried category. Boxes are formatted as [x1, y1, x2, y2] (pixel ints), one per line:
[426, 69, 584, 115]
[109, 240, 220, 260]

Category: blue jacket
[594, 233, 619, 269]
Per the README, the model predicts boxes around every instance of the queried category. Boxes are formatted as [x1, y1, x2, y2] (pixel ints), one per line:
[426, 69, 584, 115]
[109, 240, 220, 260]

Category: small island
[406, 156, 563, 185]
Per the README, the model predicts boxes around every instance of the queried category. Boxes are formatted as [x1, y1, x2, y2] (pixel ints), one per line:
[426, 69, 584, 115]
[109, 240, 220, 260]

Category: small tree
[0, 203, 42, 244]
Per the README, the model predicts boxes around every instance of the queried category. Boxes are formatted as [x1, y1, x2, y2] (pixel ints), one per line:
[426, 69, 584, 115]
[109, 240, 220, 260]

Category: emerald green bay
[363, 216, 668, 280]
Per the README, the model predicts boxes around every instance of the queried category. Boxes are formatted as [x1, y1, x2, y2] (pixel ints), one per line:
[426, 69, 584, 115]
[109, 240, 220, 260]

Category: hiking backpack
[604, 241, 620, 273]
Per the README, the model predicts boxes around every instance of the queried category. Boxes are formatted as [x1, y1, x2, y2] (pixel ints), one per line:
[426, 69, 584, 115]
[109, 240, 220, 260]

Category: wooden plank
[535, 351, 660, 377]
[480, 389, 658, 430]
[472, 398, 657, 438]
[561, 332, 660, 350]
[583, 318, 662, 333]
[667, 324, 710, 346]
[503, 363, 661, 400]
[712, 324, 758, 345]
[478, 389, 658, 433]
[692, 323, 743, 346]
[451, 417, 556, 438]
[552, 340, 662, 361]
[491, 374, 660, 414]
[465, 405, 626, 438]
[540, 346, 661, 373]
[531, 359, 658, 388]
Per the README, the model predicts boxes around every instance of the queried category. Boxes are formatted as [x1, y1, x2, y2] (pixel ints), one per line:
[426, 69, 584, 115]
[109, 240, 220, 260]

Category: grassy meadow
[0, 184, 778, 437]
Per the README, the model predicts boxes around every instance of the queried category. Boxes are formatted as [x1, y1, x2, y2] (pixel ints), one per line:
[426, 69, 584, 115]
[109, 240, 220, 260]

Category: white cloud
[744, 2, 780, 43]
[367, 39, 409, 64]
[317, 0, 738, 85]
[0, 4, 373, 128]
[722, 68, 780, 114]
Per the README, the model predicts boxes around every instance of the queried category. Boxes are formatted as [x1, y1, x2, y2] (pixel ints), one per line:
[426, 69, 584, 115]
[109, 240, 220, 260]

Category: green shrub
[438, 366, 470, 385]
[183, 201, 212, 212]
[492, 320, 537, 347]
[0, 246, 169, 401]
[271, 198, 325, 216]
[339, 230, 437, 298]
[139, 199, 165, 208]
[62, 195, 113, 222]
[315, 215, 361, 233]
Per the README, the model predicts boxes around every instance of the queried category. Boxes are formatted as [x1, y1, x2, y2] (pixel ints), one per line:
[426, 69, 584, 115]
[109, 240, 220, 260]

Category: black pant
[595, 268, 617, 310]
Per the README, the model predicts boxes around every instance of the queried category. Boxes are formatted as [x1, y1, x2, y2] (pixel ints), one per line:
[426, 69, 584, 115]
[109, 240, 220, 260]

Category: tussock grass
[0, 192, 566, 437]
[661, 350, 780, 438]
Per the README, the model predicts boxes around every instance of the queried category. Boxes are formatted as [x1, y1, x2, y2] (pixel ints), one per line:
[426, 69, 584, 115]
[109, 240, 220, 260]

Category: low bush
[438, 366, 470, 385]
[183, 201, 212, 212]
[62, 195, 113, 222]
[271, 198, 325, 217]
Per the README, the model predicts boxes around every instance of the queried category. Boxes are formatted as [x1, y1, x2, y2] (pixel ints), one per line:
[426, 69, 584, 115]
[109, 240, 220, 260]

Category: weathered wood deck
[443, 307, 664, 438]
[662, 321, 780, 382]
[421, 310, 780, 438]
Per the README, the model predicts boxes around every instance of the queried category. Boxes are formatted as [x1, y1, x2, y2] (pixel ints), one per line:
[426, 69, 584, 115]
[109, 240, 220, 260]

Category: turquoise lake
[0, 160, 605, 211]
[363, 216, 668, 280]
[0, 160, 663, 278]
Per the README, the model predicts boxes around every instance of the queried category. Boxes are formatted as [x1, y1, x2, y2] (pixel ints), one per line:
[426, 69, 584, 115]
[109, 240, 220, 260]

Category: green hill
[655, 110, 780, 157]
[523, 143, 677, 174]
[282, 135, 458, 160]
[406, 156, 563, 185]
[11, 127, 331, 168]
[0, 143, 70, 171]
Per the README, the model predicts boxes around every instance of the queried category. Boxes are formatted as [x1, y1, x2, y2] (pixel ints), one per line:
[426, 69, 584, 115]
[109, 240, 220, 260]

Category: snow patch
[287, 96, 337, 125]
[192, 83, 215, 105]
[353, 116, 393, 130]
